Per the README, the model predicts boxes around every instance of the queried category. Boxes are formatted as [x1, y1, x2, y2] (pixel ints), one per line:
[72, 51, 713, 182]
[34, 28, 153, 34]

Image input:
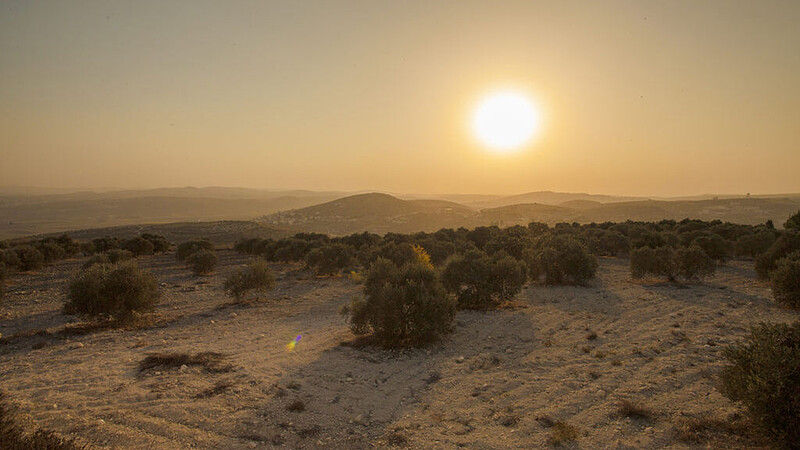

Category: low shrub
[12, 245, 45, 272]
[359, 241, 418, 268]
[223, 259, 275, 300]
[122, 237, 155, 257]
[141, 233, 171, 253]
[0, 264, 5, 303]
[785, 210, 800, 232]
[770, 252, 800, 309]
[304, 243, 355, 275]
[176, 239, 214, 261]
[186, 249, 218, 275]
[735, 231, 776, 258]
[719, 321, 800, 448]
[630, 246, 676, 281]
[675, 245, 716, 280]
[692, 234, 733, 261]
[105, 248, 133, 264]
[35, 242, 66, 264]
[91, 237, 121, 253]
[64, 262, 160, 322]
[271, 238, 315, 263]
[529, 235, 598, 284]
[81, 254, 110, 269]
[344, 258, 455, 348]
[755, 232, 800, 279]
[442, 249, 527, 309]
[1, 249, 21, 271]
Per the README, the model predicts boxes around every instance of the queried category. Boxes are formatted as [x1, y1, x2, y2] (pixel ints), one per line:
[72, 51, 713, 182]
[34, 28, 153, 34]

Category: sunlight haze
[1, 0, 799, 196]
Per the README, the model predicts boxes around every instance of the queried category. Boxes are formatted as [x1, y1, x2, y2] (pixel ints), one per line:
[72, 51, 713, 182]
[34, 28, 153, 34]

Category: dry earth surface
[1, 251, 797, 449]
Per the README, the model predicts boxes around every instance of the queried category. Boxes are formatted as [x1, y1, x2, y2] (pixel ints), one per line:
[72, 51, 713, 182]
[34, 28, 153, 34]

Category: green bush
[271, 238, 315, 263]
[0, 264, 5, 303]
[756, 232, 800, 279]
[304, 243, 355, 275]
[785, 210, 800, 232]
[91, 237, 121, 253]
[442, 250, 527, 309]
[176, 239, 214, 261]
[81, 254, 110, 269]
[141, 233, 171, 253]
[630, 246, 676, 281]
[122, 237, 155, 256]
[223, 259, 275, 300]
[770, 252, 800, 309]
[719, 321, 800, 448]
[529, 235, 598, 285]
[12, 245, 45, 272]
[64, 262, 160, 322]
[105, 248, 133, 263]
[735, 231, 776, 258]
[674, 245, 716, 280]
[345, 258, 455, 348]
[359, 241, 418, 268]
[1, 249, 21, 272]
[35, 242, 66, 264]
[186, 249, 218, 275]
[692, 234, 733, 261]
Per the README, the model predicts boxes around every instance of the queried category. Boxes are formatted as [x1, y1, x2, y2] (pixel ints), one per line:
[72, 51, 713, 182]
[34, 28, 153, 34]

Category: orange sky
[1, 1, 799, 196]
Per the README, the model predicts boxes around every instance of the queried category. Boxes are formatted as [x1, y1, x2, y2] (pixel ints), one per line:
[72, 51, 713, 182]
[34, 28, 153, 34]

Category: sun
[471, 90, 541, 153]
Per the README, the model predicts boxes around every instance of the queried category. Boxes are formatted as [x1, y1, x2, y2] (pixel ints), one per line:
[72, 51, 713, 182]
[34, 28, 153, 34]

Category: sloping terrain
[0, 252, 795, 448]
[0, 189, 345, 239]
[466, 191, 642, 209]
[579, 197, 800, 225]
[260, 193, 475, 235]
[32, 221, 291, 246]
[259, 192, 800, 235]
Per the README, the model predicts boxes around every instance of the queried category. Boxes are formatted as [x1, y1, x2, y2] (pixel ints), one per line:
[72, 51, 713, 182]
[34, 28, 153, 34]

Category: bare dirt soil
[0, 251, 796, 449]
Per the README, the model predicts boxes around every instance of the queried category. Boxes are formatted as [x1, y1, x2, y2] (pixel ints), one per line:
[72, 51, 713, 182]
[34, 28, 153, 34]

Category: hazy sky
[1, 0, 799, 196]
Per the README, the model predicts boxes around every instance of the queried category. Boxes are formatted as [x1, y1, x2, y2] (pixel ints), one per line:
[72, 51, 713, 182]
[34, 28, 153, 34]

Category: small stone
[247, 443, 257, 449]
[179, 364, 188, 373]
[455, 356, 465, 363]
[230, 313, 238, 318]
[97, 419, 105, 425]
[72, 342, 84, 349]
[210, 320, 216, 324]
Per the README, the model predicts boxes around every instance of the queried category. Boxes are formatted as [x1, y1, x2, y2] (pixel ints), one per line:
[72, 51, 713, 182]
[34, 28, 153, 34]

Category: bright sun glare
[471, 91, 540, 153]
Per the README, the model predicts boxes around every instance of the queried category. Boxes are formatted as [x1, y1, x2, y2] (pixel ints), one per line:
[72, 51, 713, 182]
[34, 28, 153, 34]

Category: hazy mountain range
[1, 187, 798, 240]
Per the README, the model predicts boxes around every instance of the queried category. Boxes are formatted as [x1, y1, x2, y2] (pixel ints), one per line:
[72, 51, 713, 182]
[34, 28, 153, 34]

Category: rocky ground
[0, 251, 796, 449]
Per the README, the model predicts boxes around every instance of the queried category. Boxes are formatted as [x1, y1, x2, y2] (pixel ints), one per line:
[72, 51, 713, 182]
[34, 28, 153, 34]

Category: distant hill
[475, 203, 577, 225]
[0, 193, 344, 239]
[259, 193, 800, 235]
[259, 193, 474, 235]
[466, 191, 642, 209]
[578, 197, 800, 225]
[3, 187, 799, 240]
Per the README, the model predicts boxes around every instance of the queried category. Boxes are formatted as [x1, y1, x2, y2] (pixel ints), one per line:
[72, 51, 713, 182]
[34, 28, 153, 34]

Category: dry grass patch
[616, 399, 654, 421]
[285, 399, 305, 412]
[0, 391, 87, 450]
[674, 414, 764, 446]
[548, 421, 579, 447]
[195, 380, 234, 398]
